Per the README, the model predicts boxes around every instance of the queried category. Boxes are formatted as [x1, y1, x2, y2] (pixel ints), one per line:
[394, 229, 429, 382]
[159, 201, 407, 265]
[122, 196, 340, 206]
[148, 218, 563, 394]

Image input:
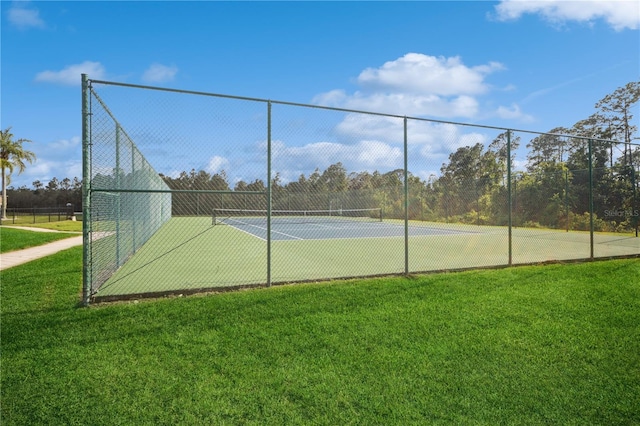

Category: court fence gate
[82, 75, 640, 304]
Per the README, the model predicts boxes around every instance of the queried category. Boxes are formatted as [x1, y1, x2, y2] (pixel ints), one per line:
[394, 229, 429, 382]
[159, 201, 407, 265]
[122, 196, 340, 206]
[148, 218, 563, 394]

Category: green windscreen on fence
[87, 87, 172, 294]
[82, 76, 639, 304]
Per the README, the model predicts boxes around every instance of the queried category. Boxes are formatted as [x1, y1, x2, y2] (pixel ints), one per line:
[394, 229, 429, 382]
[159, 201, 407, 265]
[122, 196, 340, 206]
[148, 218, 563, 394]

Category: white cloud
[8, 2, 45, 29]
[20, 158, 81, 187]
[494, 0, 639, 31]
[206, 155, 230, 173]
[267, 52, 536, 183]
[332, 113, 488, 157]
[355, 141, 404, 168]
[334, 114, 405, 143]
[8, 135, 83, 188]
[258, 116, 498, 184]
[325, 92, 480, 119]
[35, 61, 106, 86]
[495, 104, 534, 122]
[50, 136, 81, 150]
[313, 53, 505, 119]
[269, 139, 403, 174]
[142, 63, 178, 83]
[357, 53, 504, 96]
[311, 89, 348, 106]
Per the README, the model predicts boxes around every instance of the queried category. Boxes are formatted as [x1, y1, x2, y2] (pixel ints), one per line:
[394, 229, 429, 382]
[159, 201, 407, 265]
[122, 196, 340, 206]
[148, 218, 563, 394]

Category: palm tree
[1, 127, 36, 220]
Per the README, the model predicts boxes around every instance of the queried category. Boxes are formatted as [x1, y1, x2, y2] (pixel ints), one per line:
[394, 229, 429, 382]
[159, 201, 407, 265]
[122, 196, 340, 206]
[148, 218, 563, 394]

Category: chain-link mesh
[88, 91, 172, 292]
[83, 78, 639, 303]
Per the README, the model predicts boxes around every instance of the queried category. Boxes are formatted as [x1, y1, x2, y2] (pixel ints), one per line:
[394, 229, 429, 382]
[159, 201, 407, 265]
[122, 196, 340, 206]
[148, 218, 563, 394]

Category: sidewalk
[0, 227, 83, 271]
[2, 225, 80, 233]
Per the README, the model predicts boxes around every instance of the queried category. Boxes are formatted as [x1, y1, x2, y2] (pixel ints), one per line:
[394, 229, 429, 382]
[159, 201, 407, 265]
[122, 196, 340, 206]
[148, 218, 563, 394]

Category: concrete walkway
[0, 227, 83, 271]
[2, 225, 79, 233]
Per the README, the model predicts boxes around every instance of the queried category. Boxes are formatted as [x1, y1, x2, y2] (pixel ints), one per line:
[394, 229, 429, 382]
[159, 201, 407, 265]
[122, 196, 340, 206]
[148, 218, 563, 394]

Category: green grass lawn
[0, 214, 79, 226]
[2, 250, 639, 425]
[0, 227, 80, 253]
[1, 219, 83, 232]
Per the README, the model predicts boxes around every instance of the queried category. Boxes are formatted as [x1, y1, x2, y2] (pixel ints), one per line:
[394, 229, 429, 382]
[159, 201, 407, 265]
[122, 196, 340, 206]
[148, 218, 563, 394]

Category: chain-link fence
[82, 76, 640, 304]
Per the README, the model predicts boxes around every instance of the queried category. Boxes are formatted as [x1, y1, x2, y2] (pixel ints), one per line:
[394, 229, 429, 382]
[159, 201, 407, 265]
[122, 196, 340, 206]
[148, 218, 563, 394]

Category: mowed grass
[2, 250, 639, 424]
[0, 214, 81, 227]
[0, 226, 79, 253]
[19, 220, 83, 232]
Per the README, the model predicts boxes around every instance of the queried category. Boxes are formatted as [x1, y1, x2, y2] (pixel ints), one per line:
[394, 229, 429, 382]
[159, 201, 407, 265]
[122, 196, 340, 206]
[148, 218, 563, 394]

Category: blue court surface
[215, 218, 478, 241]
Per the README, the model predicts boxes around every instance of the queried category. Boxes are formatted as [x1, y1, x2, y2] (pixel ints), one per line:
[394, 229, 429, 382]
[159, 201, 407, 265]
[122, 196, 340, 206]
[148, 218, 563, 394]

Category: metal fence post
[588, 139, 594, 259]
[81, 74, 91, 306]
[404, 117, 409, 274]
[631, 155, 638, 238]
[565, 169, 570, 232]
[267, 101, 272, 287]
[115, 124, 121, 267]
[507, 130, 512, 266]
[132, 147, 137, 253]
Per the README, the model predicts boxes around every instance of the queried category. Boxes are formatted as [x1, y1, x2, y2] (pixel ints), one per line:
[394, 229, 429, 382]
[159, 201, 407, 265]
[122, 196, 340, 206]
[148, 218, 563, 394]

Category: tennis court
[213, 208, 479, 241]
[93, 213, 639, 300]
[83, 77, 640, 305]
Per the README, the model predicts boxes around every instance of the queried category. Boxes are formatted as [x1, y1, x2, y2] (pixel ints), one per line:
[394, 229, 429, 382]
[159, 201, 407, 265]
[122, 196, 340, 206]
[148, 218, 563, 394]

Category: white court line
[219, 221, 267, 241]
[220, 218, 481, 241]
[219, 219, 304, 241]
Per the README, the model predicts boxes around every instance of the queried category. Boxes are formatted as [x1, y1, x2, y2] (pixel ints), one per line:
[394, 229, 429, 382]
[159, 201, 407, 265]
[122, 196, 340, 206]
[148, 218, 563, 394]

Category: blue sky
[2, 0, 639, 189]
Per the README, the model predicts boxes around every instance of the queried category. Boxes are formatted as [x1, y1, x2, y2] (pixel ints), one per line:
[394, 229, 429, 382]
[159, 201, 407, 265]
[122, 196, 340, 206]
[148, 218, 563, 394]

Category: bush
[570, 212, 614, 232]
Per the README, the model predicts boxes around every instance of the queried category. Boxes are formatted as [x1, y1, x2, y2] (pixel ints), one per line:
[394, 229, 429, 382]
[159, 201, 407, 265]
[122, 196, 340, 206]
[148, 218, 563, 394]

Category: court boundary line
[218, 218, 304, 241]
[220, 219, 483, 241]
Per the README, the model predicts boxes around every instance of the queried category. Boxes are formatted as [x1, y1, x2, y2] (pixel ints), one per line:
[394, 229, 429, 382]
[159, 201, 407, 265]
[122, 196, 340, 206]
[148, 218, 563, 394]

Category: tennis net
[213, 208, 383, 226]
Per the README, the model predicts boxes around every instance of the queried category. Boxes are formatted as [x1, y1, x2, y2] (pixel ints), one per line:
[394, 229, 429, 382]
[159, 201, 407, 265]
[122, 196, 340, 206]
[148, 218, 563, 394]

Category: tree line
[5, 81, 639, 232]
[162, 81, 639, 232]
[4, 177, 83, 211]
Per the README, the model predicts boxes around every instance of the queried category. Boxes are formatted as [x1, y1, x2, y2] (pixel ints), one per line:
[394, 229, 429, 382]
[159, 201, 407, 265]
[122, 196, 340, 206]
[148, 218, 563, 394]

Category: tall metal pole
[565, 169, 569, 232]
[132, 147, 137, 252]
[81, 74, 91, 306]
[507, 130, 512, 266]
[632, 159, 638, 238]
[267, 101, 272, 287]
[627, 140, 638, 238]
[115, 124, 121, 267]
[632, 138, 640, 238]
[403, 117, 409, 274]
[588, 139, 594, 259]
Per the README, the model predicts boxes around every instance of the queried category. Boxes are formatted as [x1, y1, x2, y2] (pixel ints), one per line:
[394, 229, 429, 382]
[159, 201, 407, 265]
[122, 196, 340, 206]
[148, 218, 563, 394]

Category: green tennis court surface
[95, 216, 639, 298]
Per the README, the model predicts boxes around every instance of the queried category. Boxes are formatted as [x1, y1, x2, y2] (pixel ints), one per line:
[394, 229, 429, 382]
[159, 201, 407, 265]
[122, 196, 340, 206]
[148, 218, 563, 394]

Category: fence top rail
[85, 76, 633, 147]
[90, 188, 265, 195]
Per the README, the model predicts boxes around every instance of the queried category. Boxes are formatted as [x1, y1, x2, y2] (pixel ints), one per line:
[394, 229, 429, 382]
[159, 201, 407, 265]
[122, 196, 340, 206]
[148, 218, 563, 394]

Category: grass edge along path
[1, 219, 82, 232]
[0, 227, 80, 253]
[2, 252, 639, 425]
